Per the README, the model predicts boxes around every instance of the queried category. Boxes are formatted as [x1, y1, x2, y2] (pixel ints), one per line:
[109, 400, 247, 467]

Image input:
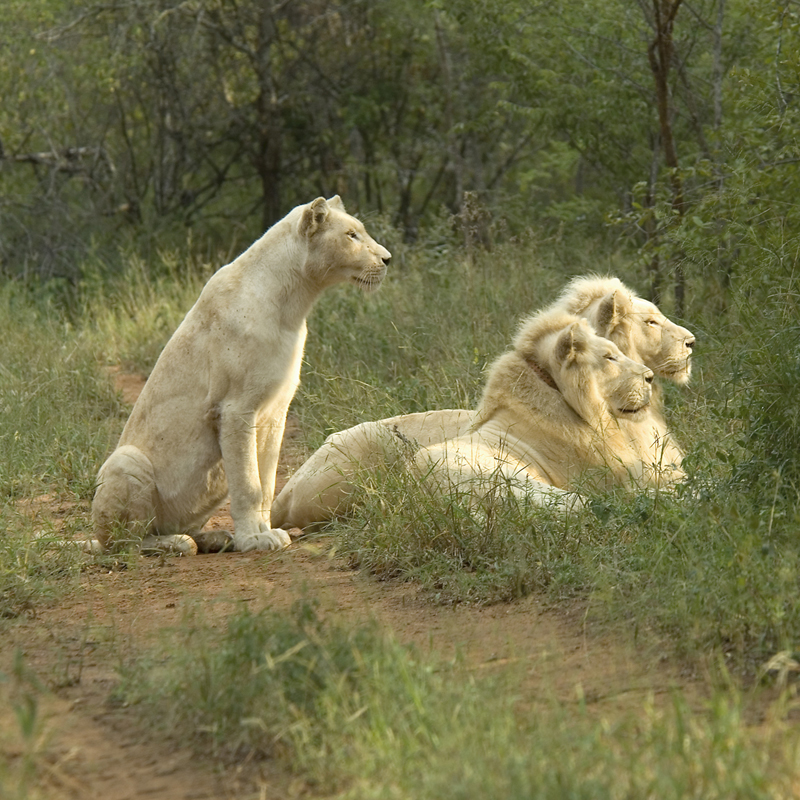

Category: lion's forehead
[350, 216, 368, 234]
[631, 298, 661, 318]
[631, 299, 693, 339]
[582, 345, 648, 378]
[588, 338, 625, 360]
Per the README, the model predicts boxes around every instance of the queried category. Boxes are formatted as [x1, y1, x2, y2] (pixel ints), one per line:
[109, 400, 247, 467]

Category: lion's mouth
[352, 273, 385, 292]
[619, 403, 650, 415]
[661, 360, 692, 379]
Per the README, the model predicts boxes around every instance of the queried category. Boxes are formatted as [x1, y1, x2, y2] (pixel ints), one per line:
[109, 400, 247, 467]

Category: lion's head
[299, 196, 391, 292]
[468, 309, 680, 493]
[557, 276, 695, 385]
[510, 311, 655, 429]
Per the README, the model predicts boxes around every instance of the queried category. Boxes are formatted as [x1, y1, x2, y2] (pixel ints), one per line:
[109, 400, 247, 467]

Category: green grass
[1, 226, 800, 794]
[0, 249, 223, 617]
[0, 286, 122, 502]
[120, 600, 800, 799]
[333, 462, 800, 670]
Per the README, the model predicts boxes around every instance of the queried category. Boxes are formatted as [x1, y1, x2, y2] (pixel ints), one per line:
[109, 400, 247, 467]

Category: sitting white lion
[89, 196, 390, 555]
[414, 310, 683, 509]
[271, 276, 693, 530]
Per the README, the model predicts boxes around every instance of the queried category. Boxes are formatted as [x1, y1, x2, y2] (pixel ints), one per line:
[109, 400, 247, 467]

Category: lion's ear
[299, 197, 330, 237]
[555, 322, 587, 364]
[595, 290, 630, 336]
[327, 195, 346, 212]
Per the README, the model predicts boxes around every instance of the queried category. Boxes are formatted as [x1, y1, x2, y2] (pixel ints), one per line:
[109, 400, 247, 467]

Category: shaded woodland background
[2, 0, 798, 318]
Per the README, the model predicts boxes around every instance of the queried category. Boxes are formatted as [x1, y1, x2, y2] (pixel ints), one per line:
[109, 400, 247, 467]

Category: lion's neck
[225, 222, 324, 330]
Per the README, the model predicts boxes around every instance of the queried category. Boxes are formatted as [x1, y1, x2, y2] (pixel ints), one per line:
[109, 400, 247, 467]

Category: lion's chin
[662, 362, 692, 384]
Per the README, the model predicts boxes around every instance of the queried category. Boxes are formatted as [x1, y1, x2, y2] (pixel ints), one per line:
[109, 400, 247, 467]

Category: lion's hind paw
[191, 529, 235, 554]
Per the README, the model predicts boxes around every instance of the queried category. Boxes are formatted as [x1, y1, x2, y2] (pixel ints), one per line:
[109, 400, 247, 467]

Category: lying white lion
[89, 196, 390, 555]
[271, 276, 694, 529]
[415, 309, 683, 508]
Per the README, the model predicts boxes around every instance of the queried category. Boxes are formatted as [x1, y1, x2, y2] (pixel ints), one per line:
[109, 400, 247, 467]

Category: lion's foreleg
[255, 402, 290, 520]
[219, 405, 291, 552]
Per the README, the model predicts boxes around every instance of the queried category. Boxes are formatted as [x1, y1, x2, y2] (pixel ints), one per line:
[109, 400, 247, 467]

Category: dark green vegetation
[1, 0, 796, 312]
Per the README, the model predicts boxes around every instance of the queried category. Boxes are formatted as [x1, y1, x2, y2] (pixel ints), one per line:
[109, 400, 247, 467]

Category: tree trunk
[256, 12, 282, 231]
[647, 0, 685, 314]
[645, 131, 663, 306]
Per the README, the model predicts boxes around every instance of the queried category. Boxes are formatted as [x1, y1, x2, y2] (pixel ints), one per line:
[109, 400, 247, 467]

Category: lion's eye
[605, 354, 618, 362]
[646, 319, 659, 327]
[347, 231, 359, 240]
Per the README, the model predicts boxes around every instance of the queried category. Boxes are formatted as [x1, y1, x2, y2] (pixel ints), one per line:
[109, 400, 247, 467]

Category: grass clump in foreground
[122, 600, 800, 799]
[334, 448, 800, 673]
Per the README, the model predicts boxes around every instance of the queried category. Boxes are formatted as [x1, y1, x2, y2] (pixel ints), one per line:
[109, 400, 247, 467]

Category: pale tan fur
[90, 196, 390, 555]
[272, 276, 692, 531]
[416, 311, 683, 508]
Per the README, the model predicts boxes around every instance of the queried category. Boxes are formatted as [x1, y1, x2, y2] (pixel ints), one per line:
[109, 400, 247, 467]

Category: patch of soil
[1, 372, 704, 799]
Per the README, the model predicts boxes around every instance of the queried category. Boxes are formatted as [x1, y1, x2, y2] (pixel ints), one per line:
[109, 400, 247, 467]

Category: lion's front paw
[234, 525, 292, 552]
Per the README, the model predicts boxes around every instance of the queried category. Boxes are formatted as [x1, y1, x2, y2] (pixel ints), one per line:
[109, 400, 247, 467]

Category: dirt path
[5, 541, 698, 800]
[0, 373, 702, 799]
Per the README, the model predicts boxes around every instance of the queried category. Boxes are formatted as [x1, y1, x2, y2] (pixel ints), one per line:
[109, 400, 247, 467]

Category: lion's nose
[685, 336, 696, 352]
[645, 371, 654, 384]
[381, 249, 391, 266]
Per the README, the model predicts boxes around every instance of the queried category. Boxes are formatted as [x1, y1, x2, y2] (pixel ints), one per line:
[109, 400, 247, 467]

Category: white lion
[271, 276, 693, 530]
[89, 196, 390, 555]
[414, 310, 683, 509]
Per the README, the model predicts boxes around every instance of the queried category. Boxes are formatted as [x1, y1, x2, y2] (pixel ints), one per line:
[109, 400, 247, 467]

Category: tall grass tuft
[336, 458, 593, 605]
[0, 285, 122, 502]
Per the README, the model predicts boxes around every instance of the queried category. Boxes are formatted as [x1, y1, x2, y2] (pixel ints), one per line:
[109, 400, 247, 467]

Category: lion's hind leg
[272, 421, 409, 531]
[89, 444, 160, 553]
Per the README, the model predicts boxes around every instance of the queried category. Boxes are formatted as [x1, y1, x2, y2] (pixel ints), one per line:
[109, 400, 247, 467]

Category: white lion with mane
[90, 196, 390, 555]
[414, 309, 683, 509]
[272, 276, 693, 529]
